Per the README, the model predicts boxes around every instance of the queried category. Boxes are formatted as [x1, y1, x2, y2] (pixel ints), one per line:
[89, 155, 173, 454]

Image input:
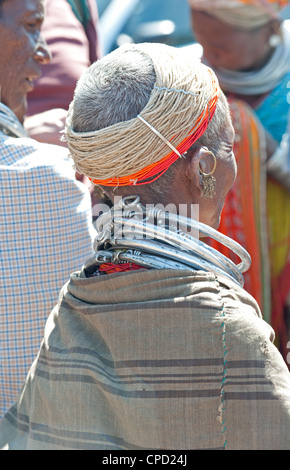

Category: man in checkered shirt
[0, 0, 96, 418]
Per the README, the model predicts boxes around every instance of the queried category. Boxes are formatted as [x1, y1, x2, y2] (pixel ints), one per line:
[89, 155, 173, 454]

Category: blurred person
[188, 0, 290, 358]
[25, 0, 101, 147]
[1, 43, 290, 450]
[267, 107, 290, 189]
[0, 0, 96, 418]
[25, 0, 102, 210]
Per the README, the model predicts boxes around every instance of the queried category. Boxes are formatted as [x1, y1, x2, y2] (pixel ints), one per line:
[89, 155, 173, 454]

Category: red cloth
[27, 0, 100, 115]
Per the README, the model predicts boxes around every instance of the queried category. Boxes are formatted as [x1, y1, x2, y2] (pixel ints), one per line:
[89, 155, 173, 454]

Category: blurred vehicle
[97, 0, 195, 55]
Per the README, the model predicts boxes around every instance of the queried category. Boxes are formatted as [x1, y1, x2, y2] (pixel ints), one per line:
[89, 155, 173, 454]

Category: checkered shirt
[0, 133, 96, 418]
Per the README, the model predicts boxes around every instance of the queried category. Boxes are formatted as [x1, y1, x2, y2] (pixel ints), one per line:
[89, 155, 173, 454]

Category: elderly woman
[1, 43, 290, 450]
[188, 0, 290, 356]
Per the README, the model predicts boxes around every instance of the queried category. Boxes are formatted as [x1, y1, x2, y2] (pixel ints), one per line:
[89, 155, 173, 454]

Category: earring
[199, 151, 217, 199]
[269, 33, 282, 48]
[269, 24, 282, 48]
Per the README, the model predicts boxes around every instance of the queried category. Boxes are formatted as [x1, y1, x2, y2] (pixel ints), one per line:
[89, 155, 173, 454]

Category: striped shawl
[1, 268, 290, 450]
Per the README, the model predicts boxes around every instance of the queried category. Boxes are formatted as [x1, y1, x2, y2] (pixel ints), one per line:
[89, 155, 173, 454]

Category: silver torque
[91, 196, 252, 287]
[112, 238, 244, 286]
[113, 217, 245, 282]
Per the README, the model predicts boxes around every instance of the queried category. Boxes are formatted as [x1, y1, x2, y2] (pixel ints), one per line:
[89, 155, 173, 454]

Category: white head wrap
[188, 0, 288, 30]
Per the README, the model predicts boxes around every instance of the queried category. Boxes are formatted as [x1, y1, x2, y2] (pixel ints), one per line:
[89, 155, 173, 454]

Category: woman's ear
[267, 19, 282, 48]
[186, 146, 217, 199]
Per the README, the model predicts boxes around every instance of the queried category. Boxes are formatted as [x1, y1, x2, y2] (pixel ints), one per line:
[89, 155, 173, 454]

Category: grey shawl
[1, 268, 290, 450]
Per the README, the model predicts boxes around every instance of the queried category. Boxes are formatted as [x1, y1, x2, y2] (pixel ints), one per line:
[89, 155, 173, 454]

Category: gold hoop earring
[199, 152, 217, 199]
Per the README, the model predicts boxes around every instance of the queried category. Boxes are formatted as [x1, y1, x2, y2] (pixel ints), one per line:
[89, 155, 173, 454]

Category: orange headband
[243, 0, 288, 7]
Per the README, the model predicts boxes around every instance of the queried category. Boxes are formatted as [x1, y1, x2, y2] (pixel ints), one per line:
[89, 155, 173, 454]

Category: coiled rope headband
[65, 43, 220, 187]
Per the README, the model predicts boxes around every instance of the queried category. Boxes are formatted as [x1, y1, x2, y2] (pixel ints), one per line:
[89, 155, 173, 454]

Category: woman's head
[188, 0, 284, 71]
[66, 43, 236, 229]
[191, 10, 281, 71]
